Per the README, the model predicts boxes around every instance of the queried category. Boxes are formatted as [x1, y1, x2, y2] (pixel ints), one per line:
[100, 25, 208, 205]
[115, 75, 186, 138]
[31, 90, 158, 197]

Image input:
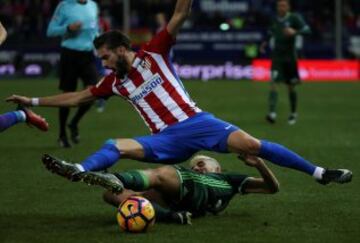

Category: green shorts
[271, 58, 300, 85]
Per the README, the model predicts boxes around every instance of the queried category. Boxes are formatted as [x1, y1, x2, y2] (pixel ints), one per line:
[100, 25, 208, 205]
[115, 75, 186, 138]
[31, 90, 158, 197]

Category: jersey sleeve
[223, 173, 250, 194]
[46, 2, 67, 37]
[142, 27, 176, 55]
[90, 73, 116, 99]
[293, 14, 311, 34]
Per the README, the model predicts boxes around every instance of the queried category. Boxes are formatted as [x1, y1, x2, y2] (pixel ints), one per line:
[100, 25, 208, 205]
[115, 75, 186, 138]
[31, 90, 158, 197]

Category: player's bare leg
[103, 188, 168, 208]
[227, 130, 352, 184]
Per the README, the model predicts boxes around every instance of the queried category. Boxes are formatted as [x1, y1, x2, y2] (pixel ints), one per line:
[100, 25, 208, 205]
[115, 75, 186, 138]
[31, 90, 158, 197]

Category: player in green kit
[261, 0, 310, 125]
[43, 154, 279, 224]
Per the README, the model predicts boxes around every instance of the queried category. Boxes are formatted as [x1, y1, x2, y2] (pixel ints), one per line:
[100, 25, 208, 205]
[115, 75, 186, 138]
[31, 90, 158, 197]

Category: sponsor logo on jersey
[129, 73, 164, 103]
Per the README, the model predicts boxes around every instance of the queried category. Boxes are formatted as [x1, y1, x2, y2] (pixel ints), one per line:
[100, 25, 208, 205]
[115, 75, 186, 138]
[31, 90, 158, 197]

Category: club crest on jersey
[129, 74, 164, 103]
[140, 57, 152, 70]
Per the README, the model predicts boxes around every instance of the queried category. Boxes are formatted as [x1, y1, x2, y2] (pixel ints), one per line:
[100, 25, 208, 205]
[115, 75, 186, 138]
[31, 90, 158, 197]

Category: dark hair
[93, 30, 131, 50]
[277, 0, 290, 4]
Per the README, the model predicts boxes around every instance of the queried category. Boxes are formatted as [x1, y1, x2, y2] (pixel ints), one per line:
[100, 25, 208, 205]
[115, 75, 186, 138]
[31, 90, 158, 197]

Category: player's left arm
[239, 155, 280, 194]
[167, 0, 193, 37]
[284, 14, 311, 37]
[0, 21, 7, 45]
[293, 14, 311, 35]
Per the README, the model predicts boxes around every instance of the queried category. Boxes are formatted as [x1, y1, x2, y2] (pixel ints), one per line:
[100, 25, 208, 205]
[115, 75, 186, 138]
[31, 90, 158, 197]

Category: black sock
[289, 90, 297, 114]
[59, 107, 70, 138]
[70, 103, 93, 127]
[268, 90, 278, 113]
[151, 202, 173, 222]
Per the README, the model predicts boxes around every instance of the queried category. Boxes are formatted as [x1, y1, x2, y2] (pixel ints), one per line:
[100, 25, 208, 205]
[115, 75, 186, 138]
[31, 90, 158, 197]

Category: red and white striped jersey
[90, 28, 201, 134]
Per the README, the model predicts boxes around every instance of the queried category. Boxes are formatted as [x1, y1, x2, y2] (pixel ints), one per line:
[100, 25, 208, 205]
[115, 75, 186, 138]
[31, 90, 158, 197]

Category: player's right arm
[240, 155, 280, 194]
[0, 21, 7, 45]
[6, 74, 115, 107]
[6, 88, 96, 107]
[167, 0, 193, 37]
[47, 2, 68, 37]
[47, 2, 82, 37]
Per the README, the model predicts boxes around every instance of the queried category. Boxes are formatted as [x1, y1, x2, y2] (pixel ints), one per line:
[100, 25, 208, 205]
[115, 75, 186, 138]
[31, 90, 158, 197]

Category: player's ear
[215, 166, 221, 173]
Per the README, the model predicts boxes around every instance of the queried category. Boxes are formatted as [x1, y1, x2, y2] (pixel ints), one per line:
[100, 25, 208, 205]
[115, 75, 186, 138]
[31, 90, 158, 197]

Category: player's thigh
[284, 60, 300, 85]
[145, 166, 180, 199]
[227, 130, 261, 155]
[115, 138, 146, 160]
[271, 60, 285, 83]
[134, 134, 196, 164]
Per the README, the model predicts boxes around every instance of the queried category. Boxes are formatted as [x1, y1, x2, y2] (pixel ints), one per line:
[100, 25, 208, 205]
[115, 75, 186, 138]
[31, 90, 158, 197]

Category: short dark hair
[93, 30, 131, 50]
[277, 0, 290, 4]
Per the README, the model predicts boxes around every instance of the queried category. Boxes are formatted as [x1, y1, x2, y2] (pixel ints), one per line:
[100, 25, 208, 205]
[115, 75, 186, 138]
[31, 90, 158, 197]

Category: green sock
[269, 90, 278, 113]
[114, 170, 149, 191]
[289, 90, 297, 114]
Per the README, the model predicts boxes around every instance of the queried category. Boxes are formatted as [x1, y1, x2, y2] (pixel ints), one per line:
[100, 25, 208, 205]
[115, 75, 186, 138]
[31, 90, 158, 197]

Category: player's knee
[243, 137, 261, 155]
[269, 181, 280, 194]
[104, 139, 117, 146]
[116, 139, 145, 159]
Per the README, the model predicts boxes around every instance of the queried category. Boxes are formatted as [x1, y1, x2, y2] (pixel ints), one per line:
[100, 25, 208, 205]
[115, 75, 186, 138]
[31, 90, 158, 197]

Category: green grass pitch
[0, 79, 359, 243]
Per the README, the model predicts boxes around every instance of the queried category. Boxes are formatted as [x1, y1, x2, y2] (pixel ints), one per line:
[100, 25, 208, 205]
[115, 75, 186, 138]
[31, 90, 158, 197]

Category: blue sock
[259, 140, 316, 175]
[81, 139, 121, 171]
[0, 111, 26, 132]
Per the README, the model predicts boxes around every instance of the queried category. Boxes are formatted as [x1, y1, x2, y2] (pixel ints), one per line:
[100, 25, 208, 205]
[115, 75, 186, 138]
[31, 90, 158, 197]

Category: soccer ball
[117, 196, 156, 233]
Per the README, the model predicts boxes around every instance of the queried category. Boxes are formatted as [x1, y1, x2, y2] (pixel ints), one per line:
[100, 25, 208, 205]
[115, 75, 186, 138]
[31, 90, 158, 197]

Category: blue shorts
[134, 112, 239, 164]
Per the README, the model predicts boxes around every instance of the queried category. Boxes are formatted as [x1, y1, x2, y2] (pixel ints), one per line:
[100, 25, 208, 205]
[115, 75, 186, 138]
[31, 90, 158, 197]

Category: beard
[115, 58, 129, 79]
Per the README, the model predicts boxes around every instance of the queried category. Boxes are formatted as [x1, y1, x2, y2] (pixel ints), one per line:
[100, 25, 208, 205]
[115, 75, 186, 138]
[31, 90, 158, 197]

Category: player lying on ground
[43, 154, 279, 224]
[7, 0, 352, 185]
[0, 107, 49, 133]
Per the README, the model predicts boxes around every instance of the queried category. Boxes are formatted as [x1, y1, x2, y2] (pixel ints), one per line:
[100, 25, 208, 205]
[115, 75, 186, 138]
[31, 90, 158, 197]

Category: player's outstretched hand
[5, 95, 32, 106]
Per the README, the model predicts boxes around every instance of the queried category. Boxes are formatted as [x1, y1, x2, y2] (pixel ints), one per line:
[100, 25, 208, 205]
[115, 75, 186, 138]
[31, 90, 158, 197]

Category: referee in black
[47, 0, 99, 148]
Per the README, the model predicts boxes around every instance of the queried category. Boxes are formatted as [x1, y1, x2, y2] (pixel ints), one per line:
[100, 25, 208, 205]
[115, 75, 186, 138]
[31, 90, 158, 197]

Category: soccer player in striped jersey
[7, 0, 352, 185]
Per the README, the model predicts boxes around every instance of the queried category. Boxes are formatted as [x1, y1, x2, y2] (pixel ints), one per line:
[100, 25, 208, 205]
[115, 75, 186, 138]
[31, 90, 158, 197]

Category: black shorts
[59, 47, 98, 92]
[271, 58, 300, 85]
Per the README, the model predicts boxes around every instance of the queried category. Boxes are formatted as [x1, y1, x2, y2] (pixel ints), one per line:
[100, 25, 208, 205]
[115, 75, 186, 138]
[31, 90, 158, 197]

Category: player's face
[277, 1, 289, 17]
[97, 46, 128, 78]
[97, 46, 117, 70]
[191, 160, 219, 174]
[77, 0, 87, 4]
